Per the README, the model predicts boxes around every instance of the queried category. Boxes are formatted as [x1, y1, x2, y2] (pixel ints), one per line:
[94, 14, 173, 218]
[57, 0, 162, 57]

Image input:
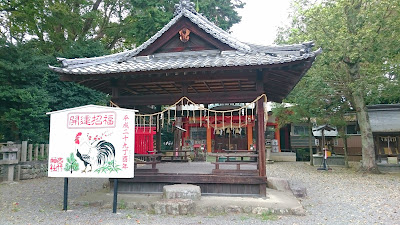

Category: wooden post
[257, 98, 266, 177]
[28, 144, 33, 161]
[207, 126, 212, 153]
[247, 125, 253, 150]
[34, 144, 39, 161]
[45, 144, 49, 158]
[40, 144, 45, 159]
[21, 141, 27, 162]
[15, 165, 21, 181]
[16, 144, 21, 162]
[255, 70, 266, 179]
[156, 105, 162, 152]
[183, 121, 189, 140]
[275, 124, 281, 152]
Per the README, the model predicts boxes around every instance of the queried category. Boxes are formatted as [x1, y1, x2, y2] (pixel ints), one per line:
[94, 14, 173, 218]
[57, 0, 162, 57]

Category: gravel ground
[1, 162, 399, 225]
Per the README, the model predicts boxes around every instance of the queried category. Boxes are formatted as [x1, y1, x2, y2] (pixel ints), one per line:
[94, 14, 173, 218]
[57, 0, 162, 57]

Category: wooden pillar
[257, 98, 266, 177]
[111, 79, 120, 105]
[40, 144, 45, 159]
[16, 144, 21, 161]
[256, 70, 266, 177]
[28, 144, 32, 161]
[21, 141, 27, 162]
[181, 83, 189, 145]
[275, 124, 281, 152]
[247, 125, 253, 150]
[156, 105, 162, 152]
[45, 144, 49, 157]
[183, 120, 189, 140]
[34, 144, 39, 161]
[207, 126, 212, 153]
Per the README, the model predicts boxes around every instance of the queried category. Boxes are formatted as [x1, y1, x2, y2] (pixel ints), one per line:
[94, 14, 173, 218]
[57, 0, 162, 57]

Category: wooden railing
[208, 150, 259, 175]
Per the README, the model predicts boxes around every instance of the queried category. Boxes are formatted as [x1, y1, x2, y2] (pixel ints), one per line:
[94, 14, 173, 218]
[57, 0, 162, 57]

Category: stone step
[154, 199, 195, 215]
[163, 184, 201, 200]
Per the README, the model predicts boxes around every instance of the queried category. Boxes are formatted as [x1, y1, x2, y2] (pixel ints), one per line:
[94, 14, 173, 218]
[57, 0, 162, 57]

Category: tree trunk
[343, 134, 349, 168]
[340, 127, 349, 168]
[353, 92, 378, 172]
[308, 118, 314, 166]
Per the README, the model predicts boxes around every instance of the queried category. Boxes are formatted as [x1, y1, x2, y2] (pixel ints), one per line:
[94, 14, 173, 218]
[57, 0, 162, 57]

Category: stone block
[243, 206, 253, 213]
[267, 177, 291, 192]
[290, 206, 306, 216]
[291, 186, 307, 198]
[252, 207, 271, 214]
[225, 205, 242, 213]
[313, 155, 345, 166]
[163, 184, 201, 200]
[210, 205, 224, 214]
[154, 199, 194, 215]
[270, 152, 296, 162]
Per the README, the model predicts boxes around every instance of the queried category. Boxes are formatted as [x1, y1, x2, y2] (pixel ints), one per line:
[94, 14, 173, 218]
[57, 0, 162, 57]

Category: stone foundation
[377, 163, 400, 173]
[154, 199, 195, 215]
[0, 165, 4, 182]
[313, 155, 345, 166]
[17, 161, 48, 180]
[163, 184, 201, 200]
[270, 152, 296, 162]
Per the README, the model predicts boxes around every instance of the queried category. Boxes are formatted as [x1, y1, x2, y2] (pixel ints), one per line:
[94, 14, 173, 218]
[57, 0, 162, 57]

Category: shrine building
[50, 0, 320, 197]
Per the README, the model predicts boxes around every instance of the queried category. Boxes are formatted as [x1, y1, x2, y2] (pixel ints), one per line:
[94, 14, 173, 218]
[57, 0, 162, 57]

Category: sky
[230, 0, 292, 45]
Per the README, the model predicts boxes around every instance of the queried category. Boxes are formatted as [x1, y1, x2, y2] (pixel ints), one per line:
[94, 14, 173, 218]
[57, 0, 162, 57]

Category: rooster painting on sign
[74, 132, 116, 173]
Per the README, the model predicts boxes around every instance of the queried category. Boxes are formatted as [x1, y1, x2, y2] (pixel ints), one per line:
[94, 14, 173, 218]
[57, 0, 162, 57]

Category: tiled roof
[50, 49, 321, 75]
[51, 1, 320, 75]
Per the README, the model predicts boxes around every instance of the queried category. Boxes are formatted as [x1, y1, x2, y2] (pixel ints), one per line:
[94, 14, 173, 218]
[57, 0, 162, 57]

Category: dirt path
[1, 162, 399, 224]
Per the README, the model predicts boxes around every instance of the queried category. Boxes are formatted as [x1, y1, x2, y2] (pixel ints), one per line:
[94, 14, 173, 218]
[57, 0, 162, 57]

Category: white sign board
[47, 105, 136, 178]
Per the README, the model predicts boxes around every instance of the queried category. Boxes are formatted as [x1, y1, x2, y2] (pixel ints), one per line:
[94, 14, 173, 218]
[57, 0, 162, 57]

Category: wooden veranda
[51, 0, 320, 196]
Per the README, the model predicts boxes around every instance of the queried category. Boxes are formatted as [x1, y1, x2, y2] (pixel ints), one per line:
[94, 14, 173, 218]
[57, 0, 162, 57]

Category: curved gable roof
[49, 0, 321, 105]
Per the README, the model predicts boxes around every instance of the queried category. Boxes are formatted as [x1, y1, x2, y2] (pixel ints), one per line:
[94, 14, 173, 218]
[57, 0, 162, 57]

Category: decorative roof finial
[174, 0, 196, 16]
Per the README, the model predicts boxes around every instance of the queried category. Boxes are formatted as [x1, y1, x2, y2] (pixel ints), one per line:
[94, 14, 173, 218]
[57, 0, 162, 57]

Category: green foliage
[94, 160, 121, 174]
[296, 148, 310, 161]
[0, 0, 243, 142]
[0, 39, 50, 142]
[257, 211, 278, 221]
[196, 0, 244, 31]
[1, 0, 244, 51]
[127, 0, 244, 46]
[64, 153, 79, 174]
[118, 199, 127, 209]
[275, 0, 400, 171]
[161, 123, 174, 150]
[276, 0, 400, 106]
[0, 38, 107, 142]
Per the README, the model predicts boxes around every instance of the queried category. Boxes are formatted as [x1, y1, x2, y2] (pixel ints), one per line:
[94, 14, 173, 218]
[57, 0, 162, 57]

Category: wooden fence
[18, 141, 49, 162]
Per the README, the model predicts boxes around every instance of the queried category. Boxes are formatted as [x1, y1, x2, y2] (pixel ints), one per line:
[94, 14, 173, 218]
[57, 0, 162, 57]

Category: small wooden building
[368, 104, 400, 164]
[312, 124, 338, 154]
[50, 0, 320, 196]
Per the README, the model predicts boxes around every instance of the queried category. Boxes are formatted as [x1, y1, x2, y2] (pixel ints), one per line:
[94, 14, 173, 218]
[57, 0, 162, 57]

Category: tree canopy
[0, 0, 244, 142]
[275, 0, 400, 171]
[0, 0, 244, 52]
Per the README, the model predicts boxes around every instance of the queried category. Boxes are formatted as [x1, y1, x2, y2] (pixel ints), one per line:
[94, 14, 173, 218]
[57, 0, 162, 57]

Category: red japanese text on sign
[121, 114, 131, 170]
[50, 157, 63, 172]
[67, 112, 116, 129]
